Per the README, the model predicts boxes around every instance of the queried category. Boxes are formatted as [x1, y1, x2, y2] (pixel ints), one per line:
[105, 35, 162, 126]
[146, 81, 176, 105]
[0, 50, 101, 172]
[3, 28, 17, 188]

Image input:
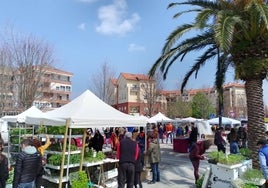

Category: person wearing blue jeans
[146, 135, 161, 184]
[18, 181, 35, 188]
[150, 162, 160, 183]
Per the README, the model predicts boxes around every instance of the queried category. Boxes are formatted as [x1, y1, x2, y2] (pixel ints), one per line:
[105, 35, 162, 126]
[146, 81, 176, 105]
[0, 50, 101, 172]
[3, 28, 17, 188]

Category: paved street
[142, 142, 217, 188]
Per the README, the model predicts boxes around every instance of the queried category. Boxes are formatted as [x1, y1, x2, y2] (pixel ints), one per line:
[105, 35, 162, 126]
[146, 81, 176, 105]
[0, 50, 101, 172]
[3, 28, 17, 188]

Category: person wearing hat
[117, 132, 139, 188]
[257, 139, 268, 187]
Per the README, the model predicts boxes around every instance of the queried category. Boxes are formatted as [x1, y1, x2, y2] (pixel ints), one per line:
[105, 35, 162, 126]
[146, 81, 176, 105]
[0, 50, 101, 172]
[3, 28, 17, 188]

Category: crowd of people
[2, 122, 268, 188]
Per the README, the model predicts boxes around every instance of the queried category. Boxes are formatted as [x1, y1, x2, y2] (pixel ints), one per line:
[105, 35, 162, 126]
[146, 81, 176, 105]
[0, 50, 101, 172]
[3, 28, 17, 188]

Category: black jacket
[13, 146, 42, 188]
[0, 154, 8, 188]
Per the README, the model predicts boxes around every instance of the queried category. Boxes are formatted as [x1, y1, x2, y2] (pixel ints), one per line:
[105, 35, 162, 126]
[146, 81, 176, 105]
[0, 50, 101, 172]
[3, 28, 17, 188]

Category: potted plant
[70, 171, 89, 188]
[240, 148, 252, 159]
[207, 151, 252, 187]
[232, 169, 265, 188]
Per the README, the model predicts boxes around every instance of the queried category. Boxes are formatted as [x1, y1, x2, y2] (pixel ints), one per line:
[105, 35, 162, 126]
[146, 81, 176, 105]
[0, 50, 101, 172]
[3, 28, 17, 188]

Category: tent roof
[147, 112, 173, 124]
[207, 117, 241, 125]
[45, 90, 146, 128]
[181, 117, 202, 123]
[2, 106, 64, 125]
[2, 106, 44, 123]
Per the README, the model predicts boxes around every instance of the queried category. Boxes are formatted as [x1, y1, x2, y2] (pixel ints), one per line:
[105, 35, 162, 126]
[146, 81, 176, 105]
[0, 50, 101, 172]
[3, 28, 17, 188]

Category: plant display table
[209, 159, 252, 188]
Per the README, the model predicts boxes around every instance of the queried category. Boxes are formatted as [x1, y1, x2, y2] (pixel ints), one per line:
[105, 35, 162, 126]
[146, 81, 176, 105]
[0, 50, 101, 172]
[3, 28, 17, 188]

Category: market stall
[173, 120, 213, 153]
[29, 90, 146, 188]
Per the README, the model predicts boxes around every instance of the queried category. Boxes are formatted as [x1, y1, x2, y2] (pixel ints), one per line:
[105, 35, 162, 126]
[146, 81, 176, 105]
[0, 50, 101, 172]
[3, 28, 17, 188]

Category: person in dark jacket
[117, 132, 139, 188]
[13, 139, 43, 188]
[189, 139, 212, 183]
[189, 123, 199, 151]
[0, 138, 8, 188]
[134, 147, 143, 188]
[227, 128, 239, 154]
[214, 127, 226, 153]
[92, 130, 104, 152]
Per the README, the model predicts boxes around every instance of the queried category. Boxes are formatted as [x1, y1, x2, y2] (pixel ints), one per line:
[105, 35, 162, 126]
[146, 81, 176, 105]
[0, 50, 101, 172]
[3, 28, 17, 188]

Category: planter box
[209, 160, 252, 188]
[231, 178, 266, 188]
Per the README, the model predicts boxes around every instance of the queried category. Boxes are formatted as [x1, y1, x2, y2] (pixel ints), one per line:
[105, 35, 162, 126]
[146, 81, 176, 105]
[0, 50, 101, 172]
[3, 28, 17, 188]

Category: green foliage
[47, 154, 81, 166]
[243, 183, 259, 188]
[240, 148, 252, 158]
[195, 174, 204, 188]
[208, 151, 246, 165]
[37, 125, 46, 134]
[46, 126, 66, 134]
[83, 150, 105, 163]
[47, 143, 77, 152]
[72, 128, 84, 135]
[191, 92, 215, 119]
[46, 126, 83, 135]
[218, 154, 245, 165]
[242, 169, 264, 182]
[6, 168, 14, 184]
[70, 171, 89, 188]
[167, 97, 192, 118]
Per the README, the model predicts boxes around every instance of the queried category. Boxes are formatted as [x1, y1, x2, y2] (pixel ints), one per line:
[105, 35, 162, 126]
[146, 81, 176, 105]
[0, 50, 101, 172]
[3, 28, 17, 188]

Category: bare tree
[143, 71, 164, 116]
[2, 30, 55, 110]
[90, 61, 116, 104]
[0, 44, 15, 116]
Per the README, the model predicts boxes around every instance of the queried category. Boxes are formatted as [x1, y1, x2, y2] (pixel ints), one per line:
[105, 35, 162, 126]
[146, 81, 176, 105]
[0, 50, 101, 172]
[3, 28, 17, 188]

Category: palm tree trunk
[245, 79, 266, 168]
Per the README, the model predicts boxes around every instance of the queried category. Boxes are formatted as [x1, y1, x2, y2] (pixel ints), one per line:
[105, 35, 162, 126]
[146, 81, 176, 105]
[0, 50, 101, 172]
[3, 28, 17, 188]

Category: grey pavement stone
[142, 143, 218, 188]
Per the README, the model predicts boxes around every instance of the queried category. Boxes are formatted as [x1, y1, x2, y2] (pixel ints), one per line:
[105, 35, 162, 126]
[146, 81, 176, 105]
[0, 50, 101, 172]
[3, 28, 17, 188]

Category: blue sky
[0, 0, 267, 104]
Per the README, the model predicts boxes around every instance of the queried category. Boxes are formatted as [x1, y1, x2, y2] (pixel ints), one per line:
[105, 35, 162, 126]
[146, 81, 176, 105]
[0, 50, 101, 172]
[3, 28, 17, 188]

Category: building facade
[109, 72, 247, 119]
[33, 66, 73, 111]
[110, 73, 166, 116]
[0, 66, 73, 116]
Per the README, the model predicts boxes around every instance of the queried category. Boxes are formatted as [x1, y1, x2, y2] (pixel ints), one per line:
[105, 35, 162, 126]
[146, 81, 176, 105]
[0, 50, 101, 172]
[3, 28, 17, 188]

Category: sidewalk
[142, 143, 217, 188]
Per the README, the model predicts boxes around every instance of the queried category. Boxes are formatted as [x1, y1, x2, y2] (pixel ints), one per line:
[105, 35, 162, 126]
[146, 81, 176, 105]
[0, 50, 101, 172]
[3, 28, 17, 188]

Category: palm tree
[149, 0, 268, 167]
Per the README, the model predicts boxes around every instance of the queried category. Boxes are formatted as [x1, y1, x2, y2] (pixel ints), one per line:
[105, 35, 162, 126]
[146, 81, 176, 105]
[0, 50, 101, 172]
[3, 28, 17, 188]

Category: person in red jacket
[189, 139, 212, 183]
[165, 122, 173, 144]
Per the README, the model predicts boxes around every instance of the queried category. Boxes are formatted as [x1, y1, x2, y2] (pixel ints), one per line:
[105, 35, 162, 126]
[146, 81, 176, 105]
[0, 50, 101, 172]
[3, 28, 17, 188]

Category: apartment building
[110, 73, 166, 116]
[0, 66, 73, 116]
[164, 83, 247, 119]
[222, 83, 247, 119]
[33, 66, 73, 111]
[109, 72, 247, 119]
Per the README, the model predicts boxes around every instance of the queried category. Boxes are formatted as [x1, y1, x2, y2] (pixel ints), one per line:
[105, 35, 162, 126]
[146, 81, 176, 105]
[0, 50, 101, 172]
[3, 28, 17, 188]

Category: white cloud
[78, 23, 86, 31]
[128, 43, 146, 52]
[95, 0, 140, 36]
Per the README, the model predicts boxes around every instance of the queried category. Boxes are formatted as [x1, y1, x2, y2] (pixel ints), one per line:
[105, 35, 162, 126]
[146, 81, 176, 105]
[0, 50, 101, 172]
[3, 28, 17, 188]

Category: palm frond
[162, 24, 195, 54]
[181, 46, 219, 92]
[250, 0, 268, 30]
[214, 13, 241, 52]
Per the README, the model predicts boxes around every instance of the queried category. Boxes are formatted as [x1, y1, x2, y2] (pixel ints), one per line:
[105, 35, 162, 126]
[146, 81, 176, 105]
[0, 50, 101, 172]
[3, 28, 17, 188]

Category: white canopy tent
[195, 120, 213, 137]
[2, 106, 64, 125]
[181, 117, 203, 123]
[147, 112, 173, 124]
[207, 117, 241, 126]
[43, 90, 146, 128]
[29, 90, 147, 187]
[2, 106, 44, 123]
